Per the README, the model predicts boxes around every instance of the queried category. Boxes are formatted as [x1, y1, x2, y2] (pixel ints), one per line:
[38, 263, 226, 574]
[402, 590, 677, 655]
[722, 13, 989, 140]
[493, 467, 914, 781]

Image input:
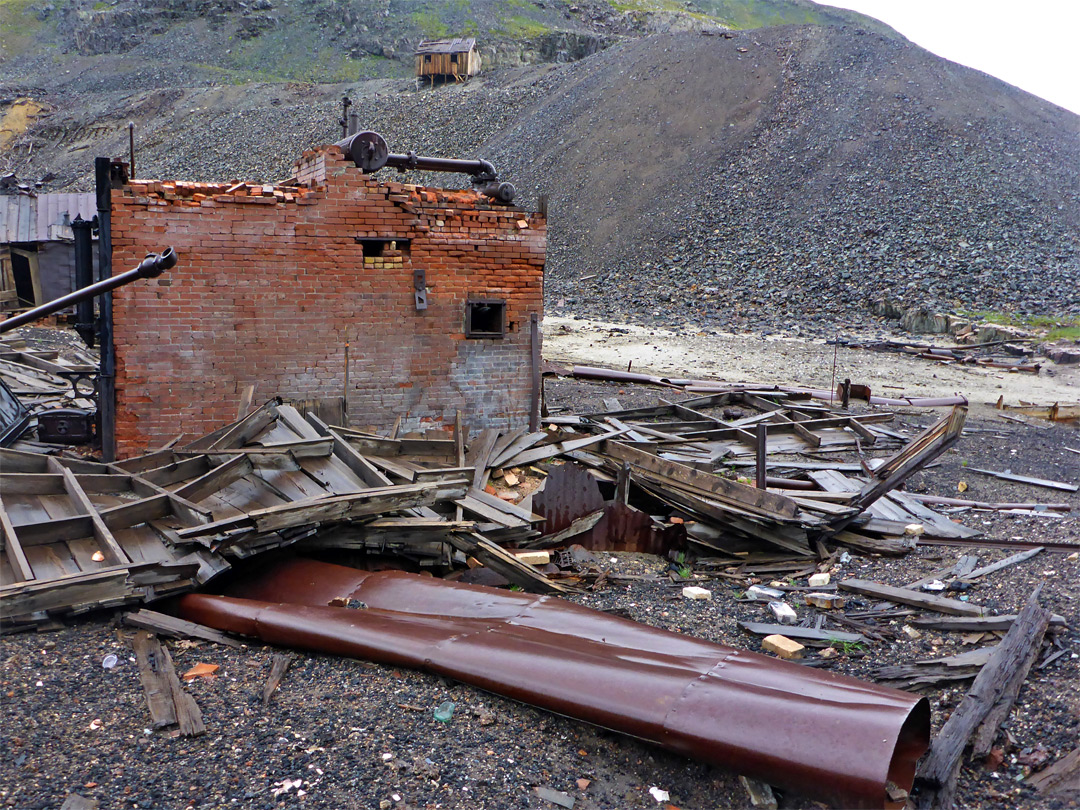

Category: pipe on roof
[178, 558, 929, 809]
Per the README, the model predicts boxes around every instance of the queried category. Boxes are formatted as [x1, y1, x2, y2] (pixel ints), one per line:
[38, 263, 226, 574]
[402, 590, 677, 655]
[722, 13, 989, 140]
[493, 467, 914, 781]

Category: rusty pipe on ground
[335, 131, 515, 204]
[178, 558, 929, 809]
[0, 248, 177, 334]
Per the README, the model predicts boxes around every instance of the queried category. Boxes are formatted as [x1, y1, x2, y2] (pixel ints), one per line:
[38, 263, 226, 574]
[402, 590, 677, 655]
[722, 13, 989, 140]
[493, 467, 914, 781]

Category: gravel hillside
[3, 19, 1077, 334]
[481, 27, 1080, 334]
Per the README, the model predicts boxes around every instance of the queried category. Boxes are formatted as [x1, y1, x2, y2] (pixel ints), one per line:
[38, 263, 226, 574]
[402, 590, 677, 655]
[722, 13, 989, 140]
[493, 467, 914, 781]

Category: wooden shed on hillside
[414, 38, 481, 83]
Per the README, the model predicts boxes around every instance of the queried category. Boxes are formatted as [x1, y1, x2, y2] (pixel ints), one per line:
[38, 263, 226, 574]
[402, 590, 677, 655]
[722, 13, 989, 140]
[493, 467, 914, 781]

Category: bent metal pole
[178, 558, 930, 809]
[0, 248, 177, 334]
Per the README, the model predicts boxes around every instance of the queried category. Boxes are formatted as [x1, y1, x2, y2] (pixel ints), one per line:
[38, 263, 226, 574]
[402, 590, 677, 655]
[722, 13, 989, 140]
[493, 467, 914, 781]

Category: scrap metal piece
[179, 558, 930, 809]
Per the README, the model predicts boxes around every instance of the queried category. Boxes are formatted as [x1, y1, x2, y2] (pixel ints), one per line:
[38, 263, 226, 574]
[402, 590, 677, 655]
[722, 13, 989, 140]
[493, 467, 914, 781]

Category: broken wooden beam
[912, 586, 1050, 808]
[124, 608, 242, 648]
[130, 631, 205, 736]
[839, 578, 986, 616]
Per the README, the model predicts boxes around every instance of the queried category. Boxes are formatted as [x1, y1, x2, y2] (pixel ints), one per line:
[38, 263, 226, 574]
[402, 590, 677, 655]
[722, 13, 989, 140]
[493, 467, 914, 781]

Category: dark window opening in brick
[465, 299, 506, 338]
[356, 237, 409, 258]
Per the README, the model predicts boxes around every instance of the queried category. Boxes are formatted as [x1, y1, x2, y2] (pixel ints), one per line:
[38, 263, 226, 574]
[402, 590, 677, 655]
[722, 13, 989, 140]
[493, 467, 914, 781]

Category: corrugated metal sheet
[0, 193, 95, 244]
[415, 37, 476, 54]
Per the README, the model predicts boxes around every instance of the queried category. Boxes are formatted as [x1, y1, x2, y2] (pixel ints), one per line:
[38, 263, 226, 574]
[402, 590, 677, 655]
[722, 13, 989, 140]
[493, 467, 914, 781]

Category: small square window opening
[465, 299, 506, 338]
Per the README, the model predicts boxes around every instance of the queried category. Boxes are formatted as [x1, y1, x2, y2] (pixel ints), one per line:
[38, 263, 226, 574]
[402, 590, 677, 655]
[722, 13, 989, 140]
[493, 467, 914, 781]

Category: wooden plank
[839, 578, 985, 616]
[173, 455, 254, 503]
[454, 494, 529, 528]
[738, 621, 866, 644]
[967, 467, 1078, 493]
[207, 400, 281, 450]
[55, 464, 130, 567]
[909, 614, 1066, 632]
[0, 565, 133, 618]
[0, 494, 34, 582]
[130, 631, 205, 736]
[959, 548, 1044, 581]
[176, 479, 468, 538]
[1026, 748, 1080, 795]
[448, 532, 573, 594]
[262, 653, 294, 705]
[602, 440, 799, 520]
[489, 431, 549, 468]
[465, 428, 500, 490]
[831, 530, 916, 556]
[125, 609, 242, 648]
[913, 587, 1050, 808]
[130, 631, 176, 727]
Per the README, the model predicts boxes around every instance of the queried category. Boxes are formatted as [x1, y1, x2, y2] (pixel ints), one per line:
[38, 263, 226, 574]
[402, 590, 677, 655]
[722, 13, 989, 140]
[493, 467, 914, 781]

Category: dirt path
[543, 316, 1080, 411]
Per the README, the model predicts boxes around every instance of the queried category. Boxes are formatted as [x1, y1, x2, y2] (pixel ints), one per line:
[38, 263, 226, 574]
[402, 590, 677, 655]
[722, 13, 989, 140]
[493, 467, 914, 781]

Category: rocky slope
[481, 27, 1080, 333]
[2, 4, 1077, 333]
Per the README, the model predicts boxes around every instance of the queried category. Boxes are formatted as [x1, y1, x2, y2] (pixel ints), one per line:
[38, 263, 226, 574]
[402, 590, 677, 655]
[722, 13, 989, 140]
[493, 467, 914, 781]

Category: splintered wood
[0, 385, 982, 631]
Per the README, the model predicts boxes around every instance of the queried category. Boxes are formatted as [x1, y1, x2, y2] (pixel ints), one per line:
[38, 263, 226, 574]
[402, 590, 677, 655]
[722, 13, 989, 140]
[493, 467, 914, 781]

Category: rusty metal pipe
[1, 248, 176, 334]
[179, 558, 929, 808]
[335, 131, 515, 203]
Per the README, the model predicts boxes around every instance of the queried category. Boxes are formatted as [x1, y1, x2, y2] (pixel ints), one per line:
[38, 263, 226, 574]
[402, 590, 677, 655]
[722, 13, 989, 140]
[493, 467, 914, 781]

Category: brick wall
[109, 145, 544, 456]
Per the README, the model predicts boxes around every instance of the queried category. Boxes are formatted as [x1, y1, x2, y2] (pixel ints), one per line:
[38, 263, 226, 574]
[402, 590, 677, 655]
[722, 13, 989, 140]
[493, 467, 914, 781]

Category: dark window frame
[465, 298, 507, 339]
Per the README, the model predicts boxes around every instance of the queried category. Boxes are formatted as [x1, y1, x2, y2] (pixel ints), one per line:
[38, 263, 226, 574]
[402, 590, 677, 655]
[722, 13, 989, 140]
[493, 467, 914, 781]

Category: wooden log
[913, 586, 1051, 809]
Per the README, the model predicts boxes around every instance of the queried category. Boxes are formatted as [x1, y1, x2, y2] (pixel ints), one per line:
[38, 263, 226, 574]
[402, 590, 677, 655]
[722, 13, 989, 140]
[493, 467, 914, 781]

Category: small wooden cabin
[414, 38, 481, 82]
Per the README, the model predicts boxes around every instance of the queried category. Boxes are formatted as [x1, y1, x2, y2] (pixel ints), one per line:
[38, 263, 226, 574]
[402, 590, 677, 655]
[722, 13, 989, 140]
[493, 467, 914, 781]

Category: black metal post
[95, 157, 116, 461]
[756, 423, 768, 490]
[71, 215, 96, 347]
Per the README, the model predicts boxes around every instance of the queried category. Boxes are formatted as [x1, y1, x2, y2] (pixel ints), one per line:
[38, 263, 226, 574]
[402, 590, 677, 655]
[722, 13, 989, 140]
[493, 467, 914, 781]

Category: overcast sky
[819, 0, 1080, 115]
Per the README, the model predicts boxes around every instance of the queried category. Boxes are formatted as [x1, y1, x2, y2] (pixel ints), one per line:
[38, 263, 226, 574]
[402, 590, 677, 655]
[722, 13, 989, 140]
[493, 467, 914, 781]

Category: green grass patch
[494, 14, 551, 37]
[410, 10, 449, 38]
[1048, 325, 1080, 341]
[957, 309, 1080, 335]
[0, 0, 46, 59]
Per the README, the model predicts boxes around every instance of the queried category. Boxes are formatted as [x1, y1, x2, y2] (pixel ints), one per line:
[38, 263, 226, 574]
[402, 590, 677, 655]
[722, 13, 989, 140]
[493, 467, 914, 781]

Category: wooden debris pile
[0, 334, 98, 449]
[1, 387, 976, 631]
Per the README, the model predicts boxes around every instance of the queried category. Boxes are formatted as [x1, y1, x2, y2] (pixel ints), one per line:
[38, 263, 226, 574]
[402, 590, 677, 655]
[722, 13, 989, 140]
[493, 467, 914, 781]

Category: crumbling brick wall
[109, 145, 544, 456]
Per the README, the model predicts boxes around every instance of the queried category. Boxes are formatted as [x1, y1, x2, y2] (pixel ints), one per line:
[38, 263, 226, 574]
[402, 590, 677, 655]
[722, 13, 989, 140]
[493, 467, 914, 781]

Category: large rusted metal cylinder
[179, 558, 929, 809]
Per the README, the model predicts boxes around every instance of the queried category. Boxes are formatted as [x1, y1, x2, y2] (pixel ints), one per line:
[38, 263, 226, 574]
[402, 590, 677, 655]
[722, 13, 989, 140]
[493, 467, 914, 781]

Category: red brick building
[108, 145, 545, 457]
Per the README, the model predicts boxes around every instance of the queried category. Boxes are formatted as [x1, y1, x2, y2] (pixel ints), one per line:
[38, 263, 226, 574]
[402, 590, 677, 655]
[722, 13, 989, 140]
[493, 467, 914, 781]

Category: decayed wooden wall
[415, 49, 480, 79]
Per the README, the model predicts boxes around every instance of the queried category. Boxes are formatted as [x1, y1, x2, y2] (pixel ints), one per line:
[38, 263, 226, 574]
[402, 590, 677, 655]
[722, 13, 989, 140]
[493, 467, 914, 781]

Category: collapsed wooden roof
[415, 37, 477, 55]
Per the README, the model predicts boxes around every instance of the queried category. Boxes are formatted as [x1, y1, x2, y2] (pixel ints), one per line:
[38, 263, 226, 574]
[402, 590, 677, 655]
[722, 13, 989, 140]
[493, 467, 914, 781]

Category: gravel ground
[2, 375, 1077, 810]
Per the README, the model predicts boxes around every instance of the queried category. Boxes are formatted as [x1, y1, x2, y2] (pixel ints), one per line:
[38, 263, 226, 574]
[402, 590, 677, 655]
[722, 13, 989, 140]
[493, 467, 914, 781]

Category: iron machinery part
[37, 408, 95, 444]
[179, 558, 931, 809]
[335, 131, 515, 203]
[0, 248, 177, 334]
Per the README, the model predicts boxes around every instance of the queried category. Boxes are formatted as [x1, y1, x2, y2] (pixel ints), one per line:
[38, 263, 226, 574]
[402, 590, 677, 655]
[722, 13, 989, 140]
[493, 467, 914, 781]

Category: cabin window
[465, 299, 506, 338]
[424, 54, 432, 63]
[450, 53, 458, 64]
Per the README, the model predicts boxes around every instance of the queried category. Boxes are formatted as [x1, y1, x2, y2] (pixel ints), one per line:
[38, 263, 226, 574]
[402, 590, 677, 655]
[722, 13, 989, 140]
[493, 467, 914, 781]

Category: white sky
[819, 1, 1080, 115]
